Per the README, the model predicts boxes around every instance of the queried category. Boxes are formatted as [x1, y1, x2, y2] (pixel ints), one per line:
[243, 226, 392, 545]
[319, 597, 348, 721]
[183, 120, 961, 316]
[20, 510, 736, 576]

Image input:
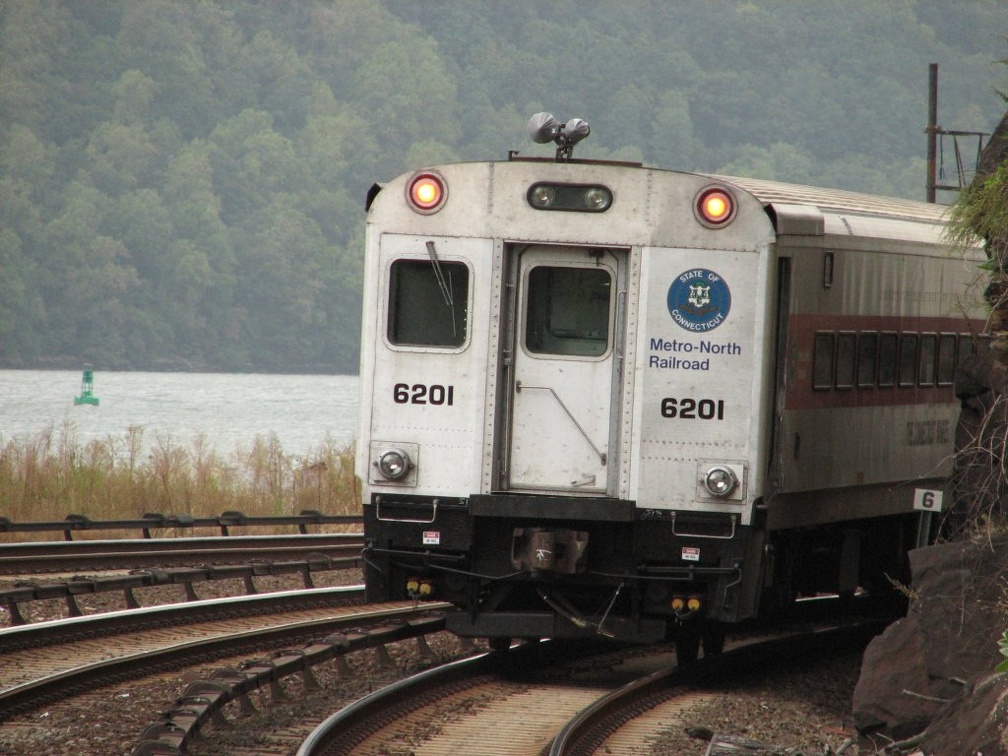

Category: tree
[944, 47, 1008, 536]
[947, 115, 1008, 362]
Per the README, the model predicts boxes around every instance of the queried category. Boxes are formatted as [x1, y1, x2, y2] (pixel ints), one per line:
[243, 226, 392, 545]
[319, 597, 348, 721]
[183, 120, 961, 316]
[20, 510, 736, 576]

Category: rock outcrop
[853, 536, 1008, 754]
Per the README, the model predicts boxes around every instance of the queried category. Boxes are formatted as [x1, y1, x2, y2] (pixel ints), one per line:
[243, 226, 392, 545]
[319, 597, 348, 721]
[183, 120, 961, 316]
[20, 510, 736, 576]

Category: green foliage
[0, 0, 1005, 372]
[949, 162, 1008, 254]
[999, 629, 1008, 672]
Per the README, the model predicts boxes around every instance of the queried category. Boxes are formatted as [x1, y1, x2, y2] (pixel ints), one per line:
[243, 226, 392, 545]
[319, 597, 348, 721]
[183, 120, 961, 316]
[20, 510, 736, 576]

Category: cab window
[387, 259, 469, 347]
[525, 266, 611, 357]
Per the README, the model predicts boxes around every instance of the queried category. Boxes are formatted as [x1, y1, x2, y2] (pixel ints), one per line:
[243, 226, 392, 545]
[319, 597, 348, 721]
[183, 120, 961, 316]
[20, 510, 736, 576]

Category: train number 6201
[660, 397, 725, 420]
[393, 383, 455, 406]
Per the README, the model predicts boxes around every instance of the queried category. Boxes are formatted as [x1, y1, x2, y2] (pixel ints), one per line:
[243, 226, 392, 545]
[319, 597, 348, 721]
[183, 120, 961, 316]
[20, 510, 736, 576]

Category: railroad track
[0, 534, 891, 755]
[0, 585, 463, 756]
[0, 585, 379, 713]
[0, 533, 364, 574]
[0, 590, 885, 755]
[294, 619, 885, 756]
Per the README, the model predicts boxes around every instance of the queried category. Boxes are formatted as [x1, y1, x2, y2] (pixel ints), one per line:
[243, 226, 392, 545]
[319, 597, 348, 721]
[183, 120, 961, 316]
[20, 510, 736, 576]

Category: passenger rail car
[357, 118, 986, 649]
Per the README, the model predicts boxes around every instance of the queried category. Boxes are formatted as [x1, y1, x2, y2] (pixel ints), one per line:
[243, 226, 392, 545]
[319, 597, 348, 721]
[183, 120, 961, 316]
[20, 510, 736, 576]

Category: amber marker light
[695, 186, 736, 227]
[407, 171, 447, 214]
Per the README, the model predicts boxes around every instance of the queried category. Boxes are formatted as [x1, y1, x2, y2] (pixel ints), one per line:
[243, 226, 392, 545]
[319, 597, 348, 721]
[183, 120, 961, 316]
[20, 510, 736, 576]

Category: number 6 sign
[914, 488, 944, 512]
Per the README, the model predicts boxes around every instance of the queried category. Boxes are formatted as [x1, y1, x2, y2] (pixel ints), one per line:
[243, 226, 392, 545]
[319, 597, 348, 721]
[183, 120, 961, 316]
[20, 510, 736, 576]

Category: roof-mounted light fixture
[527, 112, 591, 162]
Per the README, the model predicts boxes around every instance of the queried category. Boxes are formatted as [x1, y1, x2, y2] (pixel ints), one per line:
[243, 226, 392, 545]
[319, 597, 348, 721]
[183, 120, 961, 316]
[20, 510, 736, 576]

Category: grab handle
[670, 513, 737, 540]
[375, 497, 438, 524]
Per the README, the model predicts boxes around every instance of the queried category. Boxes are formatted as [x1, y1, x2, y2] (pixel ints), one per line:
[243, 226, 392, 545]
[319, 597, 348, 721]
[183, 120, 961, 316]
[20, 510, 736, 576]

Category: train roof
[497, 156, 949, 224]
[706, 173, 949, 225]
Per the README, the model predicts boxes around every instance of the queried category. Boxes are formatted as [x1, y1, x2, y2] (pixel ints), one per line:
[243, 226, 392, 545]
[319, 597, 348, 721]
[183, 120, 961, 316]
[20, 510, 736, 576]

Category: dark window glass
[958, 333, 974, 361]
[937, 334, 956, 385]
[836, 332, 856, 389]
[525, 266, 611, 356]
[899, 334, 918, 387]
[387, 259, 469, 347]
[958, 333, 991, 361]
[878, 333, 898, 387]
[812, 332, 835, 389]
[918, 334, 937, 386]
[857, 332, 878, 388]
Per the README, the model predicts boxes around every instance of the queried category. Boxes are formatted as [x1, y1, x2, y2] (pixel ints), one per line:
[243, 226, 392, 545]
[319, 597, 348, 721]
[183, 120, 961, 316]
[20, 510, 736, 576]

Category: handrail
[515, 383, 607, 465]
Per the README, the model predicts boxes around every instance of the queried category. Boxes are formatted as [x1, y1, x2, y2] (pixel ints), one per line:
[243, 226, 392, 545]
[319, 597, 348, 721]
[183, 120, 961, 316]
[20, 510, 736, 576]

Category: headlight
[528, 184, 556, 208]
[526, 182, 613, 212]
[703, 465, 738, 497]
[406, 171, 447, 214]
[377, 448, 412, 481]
[583, 186, 612, 211]
[694, 185, 736, 227]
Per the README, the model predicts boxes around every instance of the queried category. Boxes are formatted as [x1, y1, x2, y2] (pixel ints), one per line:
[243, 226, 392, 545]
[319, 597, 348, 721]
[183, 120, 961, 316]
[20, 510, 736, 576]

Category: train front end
[357, 125, 777, 645]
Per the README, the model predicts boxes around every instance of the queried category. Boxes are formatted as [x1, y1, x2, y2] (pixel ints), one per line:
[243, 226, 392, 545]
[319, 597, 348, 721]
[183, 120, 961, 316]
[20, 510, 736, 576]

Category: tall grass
[0, 421, 359, 528]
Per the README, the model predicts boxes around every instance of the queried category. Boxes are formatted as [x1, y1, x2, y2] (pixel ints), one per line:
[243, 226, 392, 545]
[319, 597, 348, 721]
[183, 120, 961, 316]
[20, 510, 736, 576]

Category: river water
[0, 370, 359, 459]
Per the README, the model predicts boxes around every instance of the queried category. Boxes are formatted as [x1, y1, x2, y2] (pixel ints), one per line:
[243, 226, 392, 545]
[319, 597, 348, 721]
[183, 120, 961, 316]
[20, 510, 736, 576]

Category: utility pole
[926, 63, 938, 203]
[925, 62, 987, 203]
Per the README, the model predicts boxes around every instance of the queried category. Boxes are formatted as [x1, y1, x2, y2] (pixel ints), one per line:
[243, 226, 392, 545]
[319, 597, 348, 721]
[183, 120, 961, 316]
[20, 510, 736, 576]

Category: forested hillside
[1, 0, 1005, 373]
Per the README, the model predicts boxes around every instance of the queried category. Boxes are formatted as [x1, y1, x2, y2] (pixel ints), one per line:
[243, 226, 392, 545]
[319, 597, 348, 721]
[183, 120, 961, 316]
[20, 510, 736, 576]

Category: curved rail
[290, 618, 889, 756]
[1, 544, 363, 626]
[1, 588, 448, 724]
[0, 584, 364, 655]
[131, 608, 451, 755]
[295, 640, 615, 755]
[549, 619, 889, 755]
[296, 649, 499, 756]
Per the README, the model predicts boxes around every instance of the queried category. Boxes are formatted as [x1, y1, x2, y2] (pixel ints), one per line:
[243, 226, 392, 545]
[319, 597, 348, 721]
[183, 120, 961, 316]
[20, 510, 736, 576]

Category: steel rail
[548, 619, 890, 755]
[0, 584, 365, 655]
[0, 533, 363, 574]
[0, 511, 363, 539]
[295, 646, 513, 756]
[1, 596, 447, 728]
[0, 554, 360, 625]
[294, 640, 601, 756]
[132, 610, 451, 755]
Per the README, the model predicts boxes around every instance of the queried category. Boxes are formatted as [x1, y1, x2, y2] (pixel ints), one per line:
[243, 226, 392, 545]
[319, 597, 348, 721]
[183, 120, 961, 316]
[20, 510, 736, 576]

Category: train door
[502, 245, 626, 495]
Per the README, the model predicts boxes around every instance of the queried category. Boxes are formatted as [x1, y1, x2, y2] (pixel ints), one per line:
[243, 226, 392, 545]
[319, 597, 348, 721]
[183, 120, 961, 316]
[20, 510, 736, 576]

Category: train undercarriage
[362, 492, 918, 657]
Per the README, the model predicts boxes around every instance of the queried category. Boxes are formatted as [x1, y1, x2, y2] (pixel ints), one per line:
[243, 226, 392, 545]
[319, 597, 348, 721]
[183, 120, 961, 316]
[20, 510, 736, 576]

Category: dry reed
[0, 421, 359, 528]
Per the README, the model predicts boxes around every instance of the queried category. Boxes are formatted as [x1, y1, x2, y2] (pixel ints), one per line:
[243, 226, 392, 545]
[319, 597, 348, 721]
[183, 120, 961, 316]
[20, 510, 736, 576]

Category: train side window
[387, 259, 470, 347]
[918, 333, 937, 386]
[956, 333, 991, 365]
[898, 333, 918, 387]
[812, 332, 834, 390]
[525, 265, 611, 357]
[878, 332, 898, 387]
[937, 333, 956, 385]
[835, 332, 856, 389]
[857, 332, 878, 388]
[957, 333, 974, 361]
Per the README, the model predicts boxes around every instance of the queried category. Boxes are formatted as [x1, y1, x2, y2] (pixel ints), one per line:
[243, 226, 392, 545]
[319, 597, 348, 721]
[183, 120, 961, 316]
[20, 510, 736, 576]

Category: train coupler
[511, 526, 588, 574]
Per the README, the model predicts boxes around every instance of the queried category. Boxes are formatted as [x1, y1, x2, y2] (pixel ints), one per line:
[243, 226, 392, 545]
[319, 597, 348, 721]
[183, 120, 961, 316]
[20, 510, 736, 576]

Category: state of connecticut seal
[666, 269, 731, 332]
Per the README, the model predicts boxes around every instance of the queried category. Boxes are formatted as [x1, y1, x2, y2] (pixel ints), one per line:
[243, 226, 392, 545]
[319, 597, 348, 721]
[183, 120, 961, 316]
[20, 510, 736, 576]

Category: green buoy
[74, 364, 99, 406]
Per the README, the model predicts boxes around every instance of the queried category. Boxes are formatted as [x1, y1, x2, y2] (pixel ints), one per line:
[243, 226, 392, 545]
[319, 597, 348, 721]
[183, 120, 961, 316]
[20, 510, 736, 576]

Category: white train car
[356, 118, 986, 652]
